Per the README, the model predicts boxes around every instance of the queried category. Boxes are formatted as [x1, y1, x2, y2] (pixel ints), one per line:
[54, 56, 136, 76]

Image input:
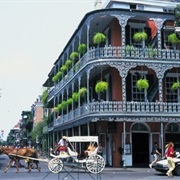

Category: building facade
[43, 0, 180, 167]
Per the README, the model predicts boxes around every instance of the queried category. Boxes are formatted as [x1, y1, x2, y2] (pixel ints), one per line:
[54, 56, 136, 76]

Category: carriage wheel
[48, 158, 63, 173]
[86, 154, 105, 174]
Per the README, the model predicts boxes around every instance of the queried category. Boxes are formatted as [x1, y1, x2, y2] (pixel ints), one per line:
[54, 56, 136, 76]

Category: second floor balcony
[53, 101, 180, 128]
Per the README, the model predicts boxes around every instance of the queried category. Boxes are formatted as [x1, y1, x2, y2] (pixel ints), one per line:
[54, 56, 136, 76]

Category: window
[131, 123, 148, 131]
[166, 76, 178, 102]
[131, 72, 146, 102]
[130, 28, 143, 48]
[163, 29, 174, 49]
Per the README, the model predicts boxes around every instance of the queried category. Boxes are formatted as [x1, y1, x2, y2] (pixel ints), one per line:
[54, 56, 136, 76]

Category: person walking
[166, 142, 175, 177]
[163, 143, 169, 159]
[149, 142, 161, 168]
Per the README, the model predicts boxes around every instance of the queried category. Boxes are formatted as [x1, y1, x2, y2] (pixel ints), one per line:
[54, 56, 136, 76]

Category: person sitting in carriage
[54, 136, 68, 154]
[84, 143, 95, 157]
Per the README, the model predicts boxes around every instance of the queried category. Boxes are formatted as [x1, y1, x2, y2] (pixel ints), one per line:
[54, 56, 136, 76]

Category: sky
[0, 0, 96, 140]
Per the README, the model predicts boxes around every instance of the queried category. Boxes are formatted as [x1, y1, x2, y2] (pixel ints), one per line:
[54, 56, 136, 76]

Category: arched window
[165, 123, 180, 133]
[131, 123, 148, 131]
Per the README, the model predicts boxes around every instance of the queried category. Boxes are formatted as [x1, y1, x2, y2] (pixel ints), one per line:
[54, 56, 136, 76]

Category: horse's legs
[27, 160, 33, 172]
[4, 159, 13, 173]
[34, 161, 41, 172]
[15, 159, 19, 173]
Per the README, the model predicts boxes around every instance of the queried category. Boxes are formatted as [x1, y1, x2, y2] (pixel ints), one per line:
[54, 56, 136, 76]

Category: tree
[30, 117, 47, 141]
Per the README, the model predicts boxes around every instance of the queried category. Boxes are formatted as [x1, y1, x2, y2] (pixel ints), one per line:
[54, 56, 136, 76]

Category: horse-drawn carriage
[48, 136, 105, 174]
[0, 136, 105, 175]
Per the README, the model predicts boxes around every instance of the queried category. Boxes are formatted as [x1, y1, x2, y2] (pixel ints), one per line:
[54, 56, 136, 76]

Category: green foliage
[70, 52, 79, 61]
[65, 59, 72, 69]
[175, 5, 180, 27]
[79, 87, 87, 97]
[66, 98, 73, 105]
[52, 75, 59, 82]
[171, 82, 180, 91]
[147, 46, 157, 57]
[168, 33, 180, 44]
[78, 43, 86, 55]
[61, 101, 68, 110]
[30, 120, 46, 141]
[57, 71, 62, 79]
[41, 89, 48, 106]
[60, 65, 67, 72]
[72, 92, 79, 102]
[30, 117, 47, 141]
[95, 81, 108, 94]
[133, 31, 147, 42]
[136, 79, 149, 91]
[93, 32, 106, 45]
[53, 106, 59, 112]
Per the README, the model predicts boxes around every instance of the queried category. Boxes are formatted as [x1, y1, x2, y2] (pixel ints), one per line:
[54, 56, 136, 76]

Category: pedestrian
[97, 143, 103, 156]
[149, 142, 161, 168]
[166, 142, 175, 177]
[163, 143, 169, 159]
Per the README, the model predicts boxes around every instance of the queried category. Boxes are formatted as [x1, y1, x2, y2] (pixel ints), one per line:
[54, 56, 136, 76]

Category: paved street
[0, 154, 179, 180]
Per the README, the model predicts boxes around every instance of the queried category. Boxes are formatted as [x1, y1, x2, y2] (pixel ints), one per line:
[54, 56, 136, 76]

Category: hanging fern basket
[95, 81, 108, 94]
[136, 79, 149, 91]
[171, 81, 180, 91]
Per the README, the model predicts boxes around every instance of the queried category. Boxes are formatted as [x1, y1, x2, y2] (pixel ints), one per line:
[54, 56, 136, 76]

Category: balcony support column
[116, 63, 129, 112]
[78, 76, 81, 116]
[115, 14, 131, 57]
[151, 18, 166, 58]
[87, 69, 90, 104]
[85, 16, 93, 51]
[72, 82, 75, 118]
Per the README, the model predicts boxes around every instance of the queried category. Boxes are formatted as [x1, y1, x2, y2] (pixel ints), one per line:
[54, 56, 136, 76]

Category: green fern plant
[72, 92, 79, 102]
[93, 32, 106, 46]
[70, 52, 79, 61]
[79, 87, 87, 97]
[78, 43, 86, 55]
[95, 81, 108, 94]
[171, 81, 180, 91]
[136, 79, 149, 91]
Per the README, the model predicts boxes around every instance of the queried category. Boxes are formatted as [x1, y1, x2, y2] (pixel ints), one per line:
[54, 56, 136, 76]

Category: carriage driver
[55, 136, 68, 153]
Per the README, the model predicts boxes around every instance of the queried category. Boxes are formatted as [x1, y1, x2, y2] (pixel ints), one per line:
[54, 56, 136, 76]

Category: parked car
[154, 152, 180, 176]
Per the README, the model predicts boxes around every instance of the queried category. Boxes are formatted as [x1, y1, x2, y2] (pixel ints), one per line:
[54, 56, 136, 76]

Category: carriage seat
[67, 147, 78, 157]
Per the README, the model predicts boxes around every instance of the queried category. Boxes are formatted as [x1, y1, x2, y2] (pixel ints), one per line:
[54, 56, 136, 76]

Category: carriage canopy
[65, 136, 98, 143]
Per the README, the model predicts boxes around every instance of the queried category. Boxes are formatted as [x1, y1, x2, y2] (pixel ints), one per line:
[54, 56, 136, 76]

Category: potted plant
[65, 59, 72, 70]
[133, 31, 147, 48]
[72, 92, 79, 102]
[79, 87, 87, 97]
[147, 45, 157, 58]
[60, 65, 67, 73]
[70, 52, 79, 61]
[52, 74, 59, 83]
[66, 98, 73, 105]
[136, 78, 149, 91]
[78, 43, 86, 56]
[125, 45, 136, 56]
[171, 81, 180, 91]
[95, 81, 108, 94]
[56, 71, 62, 80]
[93, 32, 106, 47]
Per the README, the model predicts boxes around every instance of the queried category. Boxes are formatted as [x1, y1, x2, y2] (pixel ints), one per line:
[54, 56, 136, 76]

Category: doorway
[132, 132, 149, 166]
